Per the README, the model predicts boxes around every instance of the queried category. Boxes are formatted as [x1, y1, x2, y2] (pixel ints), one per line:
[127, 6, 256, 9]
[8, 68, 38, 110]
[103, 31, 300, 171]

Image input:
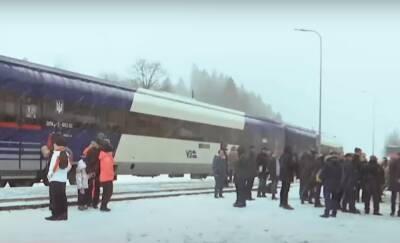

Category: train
[0, 55, 341, 187]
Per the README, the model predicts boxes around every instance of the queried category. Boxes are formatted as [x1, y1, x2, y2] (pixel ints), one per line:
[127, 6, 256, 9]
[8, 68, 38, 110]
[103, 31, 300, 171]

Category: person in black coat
[267, 153, 278, 200]
[233, 146, 248, 208]
[212, 150, 228, 198]
[319, 154, 343, 218]
[362, 156, 384, 215]
[245, 146, 258, 201]
[299, 150, 316, 204]
[279, 146, 295, 210]
[311, 155, 324, 208]
[388, 153, 400, 216]
[257, 147, 270, 198]
[341, 153, 361, 214]
[85, 133, 106, 208]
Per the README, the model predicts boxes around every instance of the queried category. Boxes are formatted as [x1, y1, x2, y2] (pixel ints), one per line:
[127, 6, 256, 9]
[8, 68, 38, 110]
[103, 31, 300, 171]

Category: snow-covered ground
[1, 185, 399, 243]
[0, 175, 214, 200]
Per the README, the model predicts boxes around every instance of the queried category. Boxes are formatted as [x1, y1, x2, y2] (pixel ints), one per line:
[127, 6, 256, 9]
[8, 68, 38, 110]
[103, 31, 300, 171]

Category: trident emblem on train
[55, 99, 64, 114]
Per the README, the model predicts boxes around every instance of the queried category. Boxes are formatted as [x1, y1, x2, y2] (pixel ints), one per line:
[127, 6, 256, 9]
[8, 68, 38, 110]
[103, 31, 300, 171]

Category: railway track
[0, 186, 238, 211]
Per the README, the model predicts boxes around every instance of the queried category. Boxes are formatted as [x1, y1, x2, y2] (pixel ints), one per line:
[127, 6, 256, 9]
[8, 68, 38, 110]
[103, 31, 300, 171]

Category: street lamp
[295, 28, 323, 154]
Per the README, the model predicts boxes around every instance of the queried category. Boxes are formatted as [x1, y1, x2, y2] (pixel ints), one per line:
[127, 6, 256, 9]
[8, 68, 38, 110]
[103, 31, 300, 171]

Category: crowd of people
[212, 145, 400, 218]
[40, 131, 400, 221]
[41, 133, 116, 221]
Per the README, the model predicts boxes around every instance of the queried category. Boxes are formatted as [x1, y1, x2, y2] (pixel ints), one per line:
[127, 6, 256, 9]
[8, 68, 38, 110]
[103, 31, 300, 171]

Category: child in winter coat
[76, 159, 89, 210]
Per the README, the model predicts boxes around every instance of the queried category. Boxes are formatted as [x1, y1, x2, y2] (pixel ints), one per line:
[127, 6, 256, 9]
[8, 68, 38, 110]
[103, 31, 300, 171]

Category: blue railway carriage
[0, 55, 291, 186]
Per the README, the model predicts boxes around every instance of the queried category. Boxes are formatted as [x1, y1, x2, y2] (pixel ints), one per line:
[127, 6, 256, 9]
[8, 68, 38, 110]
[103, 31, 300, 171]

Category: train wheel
[8, 180, 34, 187]
[0, 180, 7, 187]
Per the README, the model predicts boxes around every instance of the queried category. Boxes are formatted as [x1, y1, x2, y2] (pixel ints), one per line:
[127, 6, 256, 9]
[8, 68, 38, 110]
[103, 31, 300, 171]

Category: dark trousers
[258, 177, 267, 196]
[300, 179, 312, 202]
[342, 186, 357, 211]
[245, 177, 255, 199]
[77, 188, 90, 206]
[280, 180, 291, 206]
[299, 178, 306, 198]
[101, 181, 113, 209]
[391, 191, 400, 214]
[88, 177, 100, 207]
[228, 169, 234, 183]
[234, 177, 246, 206]
[323, 188, 339, 216]
[214, 176, 224, 197]
[364, 184, 380, 213]
[271, 178, 277, 199]
[314, 183, 322, 206]
[49, 181, 67, 217]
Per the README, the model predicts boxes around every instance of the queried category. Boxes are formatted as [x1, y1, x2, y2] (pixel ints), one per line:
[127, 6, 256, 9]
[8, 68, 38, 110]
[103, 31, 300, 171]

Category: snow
[1, 184, 399, 243]
[0, 175, 214, 200]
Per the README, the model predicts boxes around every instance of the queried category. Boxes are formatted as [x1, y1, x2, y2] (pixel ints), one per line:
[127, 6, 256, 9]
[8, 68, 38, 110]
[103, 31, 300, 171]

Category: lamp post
[295, 28, 323, 154]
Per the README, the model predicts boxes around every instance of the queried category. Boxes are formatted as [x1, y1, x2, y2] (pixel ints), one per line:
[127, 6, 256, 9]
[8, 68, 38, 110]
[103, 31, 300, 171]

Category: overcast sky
[1, 1, 399, 156]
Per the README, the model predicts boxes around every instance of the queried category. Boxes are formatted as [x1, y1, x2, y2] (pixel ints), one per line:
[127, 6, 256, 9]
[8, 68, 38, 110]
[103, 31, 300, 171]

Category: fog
[1, 1, 399, 156]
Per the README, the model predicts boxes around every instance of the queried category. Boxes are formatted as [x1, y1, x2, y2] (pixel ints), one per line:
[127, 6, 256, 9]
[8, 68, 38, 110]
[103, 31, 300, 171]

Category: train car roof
[136, 88, 245, 117]
[0, 55, 135, 92]
[0, 55, 246, 116]
[285, 124, 317, 138]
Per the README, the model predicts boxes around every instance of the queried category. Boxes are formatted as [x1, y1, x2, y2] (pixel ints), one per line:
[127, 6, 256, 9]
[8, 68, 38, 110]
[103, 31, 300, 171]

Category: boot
[100, 207, 111, 212]
[282, 204, 294, 210]
[349, 209, 361, 214]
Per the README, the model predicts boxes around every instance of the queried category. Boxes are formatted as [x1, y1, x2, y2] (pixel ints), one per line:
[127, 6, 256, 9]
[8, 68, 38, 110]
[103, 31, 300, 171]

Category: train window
[173, 121, 203, 141]
[105, 109, 126, 133]
[43, 98, 64, 121]
[124, 111, 243, 144]
[199, 143, 210, 149]
[0, 91, 18, 122]
[71, 103, 96, 129]
[21, 96, 41, 125]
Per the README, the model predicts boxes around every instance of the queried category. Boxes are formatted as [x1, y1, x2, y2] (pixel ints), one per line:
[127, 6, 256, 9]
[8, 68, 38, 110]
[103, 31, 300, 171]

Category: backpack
[58, 151, 69, 169]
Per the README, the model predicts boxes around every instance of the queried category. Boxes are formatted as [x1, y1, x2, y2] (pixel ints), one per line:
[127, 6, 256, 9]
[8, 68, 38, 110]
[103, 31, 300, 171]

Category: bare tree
[130, 59, 167, 89]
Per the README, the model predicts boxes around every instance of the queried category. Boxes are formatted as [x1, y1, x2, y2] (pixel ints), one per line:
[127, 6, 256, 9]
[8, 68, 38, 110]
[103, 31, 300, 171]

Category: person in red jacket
[98, 139, 115, 212]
